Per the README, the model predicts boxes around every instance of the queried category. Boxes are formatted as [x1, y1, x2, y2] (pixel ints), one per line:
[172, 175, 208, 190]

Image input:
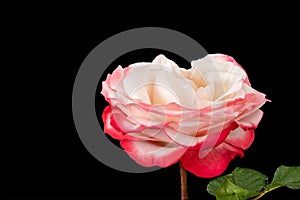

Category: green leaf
[207, 167, 267, 199]
[267, 165, 300, 189]
[207, 166, 300, 200]
[207, 175, 232, 196]
[216, 178, 259, 200]
[232, 167, 268, 192]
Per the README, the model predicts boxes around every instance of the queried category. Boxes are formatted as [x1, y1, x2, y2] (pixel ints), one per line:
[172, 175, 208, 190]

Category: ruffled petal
[236, 109, 264, 129]
[190, 54, 249, 85]
[102, 106, 124, 140]
[121, 140, 187, 167]
[122, 63, 196, 106]
[225, 127, 255, 149]
[181, 143, 243, 178]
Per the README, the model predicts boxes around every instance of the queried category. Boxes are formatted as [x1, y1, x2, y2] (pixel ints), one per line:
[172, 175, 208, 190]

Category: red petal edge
[121, 140, 187, 167]
[102, 106, 124, 140]
[181, 143, 244, 178]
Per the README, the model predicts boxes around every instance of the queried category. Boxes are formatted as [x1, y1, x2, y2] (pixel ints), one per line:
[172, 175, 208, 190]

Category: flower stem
[252, 186, 281, 200]
[180, 162, 188, 200]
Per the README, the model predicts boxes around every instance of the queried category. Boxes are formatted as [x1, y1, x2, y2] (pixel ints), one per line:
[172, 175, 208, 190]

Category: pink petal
[236, 109, 263, 129]
[107, 65, 124, 89]
[104, 106, 160, 141]
[163, 127, 203, 147]
[121, 140, 187, 167]
[110, 106, 145, 133]
[181, 143, 243, 178]
[189, 122, 238, 150]
[225, 127, 254, 149]
[102, 106, 124, 140]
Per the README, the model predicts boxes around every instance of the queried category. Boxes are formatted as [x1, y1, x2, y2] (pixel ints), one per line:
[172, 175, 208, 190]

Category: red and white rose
[101, 54, 267, 178]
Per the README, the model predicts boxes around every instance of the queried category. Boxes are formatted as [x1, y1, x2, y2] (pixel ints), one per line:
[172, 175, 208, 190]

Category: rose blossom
[101, 54, 267, 178]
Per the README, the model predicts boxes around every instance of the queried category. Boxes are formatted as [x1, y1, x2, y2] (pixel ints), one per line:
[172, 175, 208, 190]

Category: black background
[3, 2, 300, 199]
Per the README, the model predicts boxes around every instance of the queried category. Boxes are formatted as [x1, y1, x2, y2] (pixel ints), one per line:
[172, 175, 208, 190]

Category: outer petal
[120, 140, 187, 167]
[181, 143, 243, 178]
[236, 109, 263, 129]
[107, 65, 125, 89]
[189, 122, 238, 150]
[225, 127, 254, 149]
[102, 106, 124, 140]
[110, 106, 145, 133]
